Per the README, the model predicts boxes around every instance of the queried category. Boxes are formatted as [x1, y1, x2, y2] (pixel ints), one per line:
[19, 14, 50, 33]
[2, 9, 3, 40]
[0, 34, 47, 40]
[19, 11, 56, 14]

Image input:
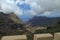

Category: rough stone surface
[34, 33, 53, 40]
[54, 33, 60, 40]
[1, 35, 27, 40]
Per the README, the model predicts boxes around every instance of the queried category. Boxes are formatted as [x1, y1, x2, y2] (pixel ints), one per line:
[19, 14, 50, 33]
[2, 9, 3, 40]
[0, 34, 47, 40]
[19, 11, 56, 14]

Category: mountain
[27, 16, 60, 27]
[7, 13, 23, 24]
[0, 12, 25, 35]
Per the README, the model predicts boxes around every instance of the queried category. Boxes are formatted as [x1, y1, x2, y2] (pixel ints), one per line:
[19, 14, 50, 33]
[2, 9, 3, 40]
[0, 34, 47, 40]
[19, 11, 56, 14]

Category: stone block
[1, 35, 27, 40]
[34, 33, 53, 40]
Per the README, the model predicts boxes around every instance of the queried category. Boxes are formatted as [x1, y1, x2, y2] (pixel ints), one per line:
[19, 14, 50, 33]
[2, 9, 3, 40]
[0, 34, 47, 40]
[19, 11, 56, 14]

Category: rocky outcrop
[0, 12, 24, 34]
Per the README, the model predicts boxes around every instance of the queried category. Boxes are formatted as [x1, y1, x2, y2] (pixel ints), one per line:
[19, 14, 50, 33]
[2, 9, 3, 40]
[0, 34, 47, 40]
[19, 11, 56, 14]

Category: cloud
[26, 0, 60, 16]
[0, 0, 23, 15]
[0, 0, 60, 17]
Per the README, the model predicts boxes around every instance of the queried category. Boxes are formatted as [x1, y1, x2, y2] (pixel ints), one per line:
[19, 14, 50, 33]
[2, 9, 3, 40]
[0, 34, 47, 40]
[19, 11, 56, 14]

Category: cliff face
[0, 12, 24, 34]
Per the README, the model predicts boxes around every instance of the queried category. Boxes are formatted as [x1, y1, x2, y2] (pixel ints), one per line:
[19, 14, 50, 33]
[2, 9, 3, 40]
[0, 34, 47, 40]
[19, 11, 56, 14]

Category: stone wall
[1, 33, 60, 40]
[1, 35, 27, 40]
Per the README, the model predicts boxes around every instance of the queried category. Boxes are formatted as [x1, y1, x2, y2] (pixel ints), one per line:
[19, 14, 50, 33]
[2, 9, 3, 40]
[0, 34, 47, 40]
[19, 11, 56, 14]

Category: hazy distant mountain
[27, 16, 60, 27]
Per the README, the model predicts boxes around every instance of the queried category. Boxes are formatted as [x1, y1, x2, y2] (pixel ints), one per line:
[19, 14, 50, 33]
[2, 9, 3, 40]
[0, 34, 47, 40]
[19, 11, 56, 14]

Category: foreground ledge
[54, 32, 60, 40]
[34, 33, 53, 40]
[1, 35, 27, 40]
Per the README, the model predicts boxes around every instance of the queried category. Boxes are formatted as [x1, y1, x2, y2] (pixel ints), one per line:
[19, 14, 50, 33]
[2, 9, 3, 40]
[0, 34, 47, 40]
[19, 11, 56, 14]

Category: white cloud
[43, 11, 51, 16]
[0, 0, 60, 17]
[14, 7, 23, 16]
[30, 2, 44, 13]
[27, 0, 60, 16]
[26, 10, 37, 16]
[0, 0, 23, 15]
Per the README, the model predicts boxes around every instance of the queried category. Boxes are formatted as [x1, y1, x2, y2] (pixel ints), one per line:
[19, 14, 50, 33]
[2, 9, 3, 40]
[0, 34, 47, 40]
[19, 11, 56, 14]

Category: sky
[0, 0, 60, 22]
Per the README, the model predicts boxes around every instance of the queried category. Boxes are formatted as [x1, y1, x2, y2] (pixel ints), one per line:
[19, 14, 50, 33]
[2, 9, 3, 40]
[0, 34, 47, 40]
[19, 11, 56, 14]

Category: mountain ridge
[0, 12, 25, 34]
[27, 16, 60, 27]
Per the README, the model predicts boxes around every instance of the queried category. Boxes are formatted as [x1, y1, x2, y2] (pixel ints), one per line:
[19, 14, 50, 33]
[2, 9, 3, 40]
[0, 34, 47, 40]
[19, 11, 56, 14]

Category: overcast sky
[0, 0, 60, 22]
